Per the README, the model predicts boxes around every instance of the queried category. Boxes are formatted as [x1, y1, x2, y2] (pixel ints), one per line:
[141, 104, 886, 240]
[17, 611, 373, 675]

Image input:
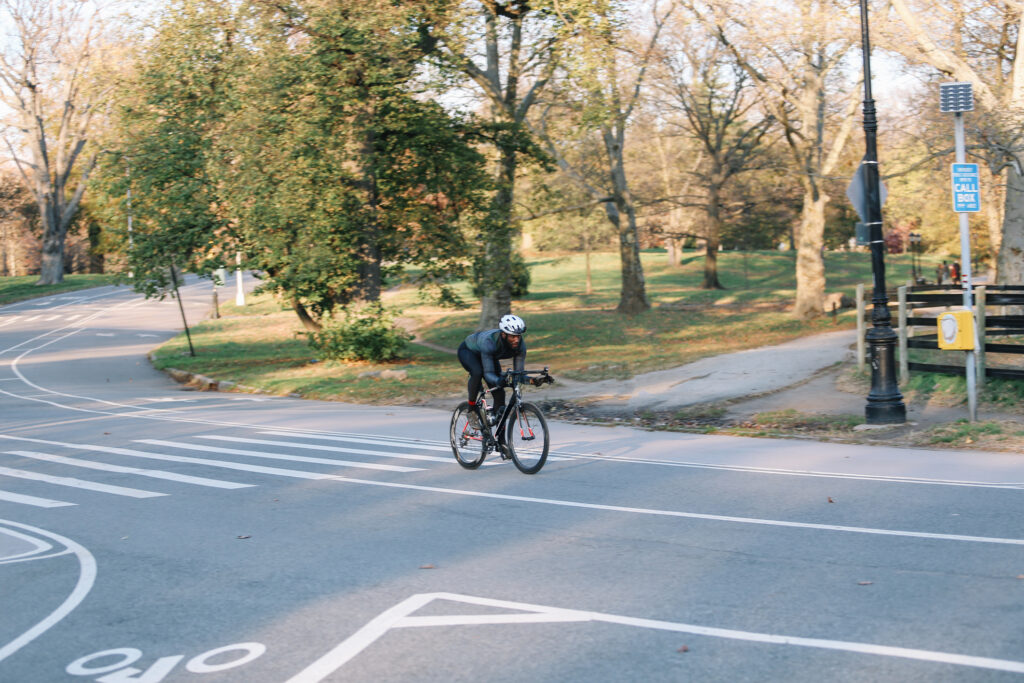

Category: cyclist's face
[503, 332, 522, 349]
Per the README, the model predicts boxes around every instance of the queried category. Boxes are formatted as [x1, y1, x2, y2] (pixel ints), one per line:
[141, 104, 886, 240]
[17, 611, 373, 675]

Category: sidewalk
[542, 329, 858, 412]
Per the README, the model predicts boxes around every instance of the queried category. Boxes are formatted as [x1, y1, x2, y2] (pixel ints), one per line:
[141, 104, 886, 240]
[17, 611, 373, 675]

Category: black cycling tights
[457, 342, 505, 409]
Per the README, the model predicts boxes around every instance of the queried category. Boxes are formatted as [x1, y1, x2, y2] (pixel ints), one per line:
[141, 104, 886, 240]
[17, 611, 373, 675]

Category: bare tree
[689, 0, 860, 318]
[658, 27, 776, 289]
[530, 2, 674, 314]
[0, 0, 110, 285]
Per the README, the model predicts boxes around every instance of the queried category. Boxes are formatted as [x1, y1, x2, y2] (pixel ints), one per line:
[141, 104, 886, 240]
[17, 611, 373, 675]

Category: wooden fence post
[898, 285, 908, 385]
[856, 283, 865, 372]
[976, 286, 986, 388]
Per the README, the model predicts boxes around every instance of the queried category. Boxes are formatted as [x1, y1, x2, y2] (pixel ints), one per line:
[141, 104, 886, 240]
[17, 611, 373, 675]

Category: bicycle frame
[469, 370, 548, 457]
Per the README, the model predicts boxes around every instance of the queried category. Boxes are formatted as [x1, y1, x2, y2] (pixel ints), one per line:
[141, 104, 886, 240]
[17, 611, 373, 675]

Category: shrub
[308, 303, 412, 362]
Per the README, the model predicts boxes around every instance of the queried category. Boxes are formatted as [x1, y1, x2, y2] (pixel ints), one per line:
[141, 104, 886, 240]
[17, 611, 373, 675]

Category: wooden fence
[854, 284, 1024, 383]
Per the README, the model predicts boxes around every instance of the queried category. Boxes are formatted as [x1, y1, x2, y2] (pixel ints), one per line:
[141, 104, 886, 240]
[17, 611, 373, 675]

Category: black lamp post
[859, 0, 906, 424]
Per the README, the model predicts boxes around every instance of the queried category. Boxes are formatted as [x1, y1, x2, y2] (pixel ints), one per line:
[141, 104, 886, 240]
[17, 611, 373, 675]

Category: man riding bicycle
[458, 314, 533, 429]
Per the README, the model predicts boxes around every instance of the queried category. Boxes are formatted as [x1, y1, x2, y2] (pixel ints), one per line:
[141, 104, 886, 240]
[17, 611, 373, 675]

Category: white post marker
[235, 251, 246, 306]
[941, 82, 979, 421]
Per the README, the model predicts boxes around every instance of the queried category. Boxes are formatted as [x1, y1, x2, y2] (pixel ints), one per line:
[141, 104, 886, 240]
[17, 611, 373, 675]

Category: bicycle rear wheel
[505, 402, 549, 474]
[450, 402, 486, 469]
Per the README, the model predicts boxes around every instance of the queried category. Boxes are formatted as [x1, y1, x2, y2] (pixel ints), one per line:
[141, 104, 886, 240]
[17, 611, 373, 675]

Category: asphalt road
[1, 281, 1023, 682]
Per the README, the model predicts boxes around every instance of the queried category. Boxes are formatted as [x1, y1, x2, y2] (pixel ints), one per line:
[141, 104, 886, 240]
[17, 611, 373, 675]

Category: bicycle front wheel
[450, 401, 486, 469]
[505, 402, 549, 474]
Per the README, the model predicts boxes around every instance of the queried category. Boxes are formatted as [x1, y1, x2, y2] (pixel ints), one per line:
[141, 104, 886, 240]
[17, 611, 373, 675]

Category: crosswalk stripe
[0, 436, 334, 480]
[139, 439, 423, 473]
[204, 435, 455, 464]
[4, 451, 253, 490]
[23, 315, 40, 322]
[258, 430, 568, 462]
[43, 315, 60, 321]
[260, 431, 452, 453]
[0, 489, 75, 508]
[0, 465, 165, 499]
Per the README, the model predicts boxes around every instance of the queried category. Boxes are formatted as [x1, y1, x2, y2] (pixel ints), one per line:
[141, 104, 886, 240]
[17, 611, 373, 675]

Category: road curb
[153, 356, 263, 395]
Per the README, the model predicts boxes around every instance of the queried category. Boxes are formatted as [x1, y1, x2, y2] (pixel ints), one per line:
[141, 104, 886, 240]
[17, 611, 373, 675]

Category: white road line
[140, 439, 423, 473]
[0, 435, 1021, 546]
[22, 315, 40, 322]
[0, 526, 52, 562]
[0, 490, 75, 508]
[0, 465, 165, 499]
[257, 431, 567, 462]
[203, 435, 459, 464]
[4, 451, 254, 490]
[43, 315, 61, 321]
[261, 431, 454, 453]
[0, 520, 96, 664]
[289, 591, 1024, 680]
[0, 435, 338, 480]
[543, 451, 1024, 490]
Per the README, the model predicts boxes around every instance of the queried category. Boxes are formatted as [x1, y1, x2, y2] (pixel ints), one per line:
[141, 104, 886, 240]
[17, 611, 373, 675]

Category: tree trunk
[584, 231, 593, 295]
[665, 238, 678, 267]
[604, 129, 649, 315]
[616, 202, 650, 314]
[478, 144, 517, 329]
[703, 184, 725, 290]
[88, 220, 105, 274]
[292, 300, 322, 333]
[37, 208, 67, 285]
[793, 189, 828, 319]
[997, 166, 1024, 285]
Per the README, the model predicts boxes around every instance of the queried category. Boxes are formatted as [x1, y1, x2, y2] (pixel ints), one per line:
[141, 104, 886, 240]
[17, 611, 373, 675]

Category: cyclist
[458, 314, 527, 429]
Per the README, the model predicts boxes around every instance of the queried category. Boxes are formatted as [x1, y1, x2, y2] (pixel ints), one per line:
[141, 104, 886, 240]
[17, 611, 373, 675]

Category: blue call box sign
[951, 163, 981, 212]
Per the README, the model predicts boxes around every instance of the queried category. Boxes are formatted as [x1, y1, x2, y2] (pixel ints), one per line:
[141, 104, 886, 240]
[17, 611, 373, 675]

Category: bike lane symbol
[66, 642, 265, 682]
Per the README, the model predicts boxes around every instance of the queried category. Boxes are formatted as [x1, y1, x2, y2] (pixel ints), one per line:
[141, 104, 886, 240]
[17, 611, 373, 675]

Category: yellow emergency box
[937, 310, 975, 350]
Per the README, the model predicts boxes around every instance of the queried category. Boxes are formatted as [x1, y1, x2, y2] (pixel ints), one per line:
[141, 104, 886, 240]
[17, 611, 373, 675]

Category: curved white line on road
[0, 519, 96, 664]
[0, 526, 52, 562]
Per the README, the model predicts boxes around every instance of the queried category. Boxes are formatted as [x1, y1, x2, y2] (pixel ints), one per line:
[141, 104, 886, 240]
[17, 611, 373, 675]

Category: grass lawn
[150, 249, 927, 404]
[0, 274, 121, 305]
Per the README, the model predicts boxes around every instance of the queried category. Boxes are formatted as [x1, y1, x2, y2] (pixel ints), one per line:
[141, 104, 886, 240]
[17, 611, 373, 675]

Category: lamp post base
[865, 327, 906, 424]
[866, 400, 906, 424]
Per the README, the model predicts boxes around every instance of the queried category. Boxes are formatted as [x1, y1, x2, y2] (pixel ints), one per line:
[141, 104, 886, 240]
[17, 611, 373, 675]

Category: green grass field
[0, 274, 121, 305]
[149, 249, 926, 403]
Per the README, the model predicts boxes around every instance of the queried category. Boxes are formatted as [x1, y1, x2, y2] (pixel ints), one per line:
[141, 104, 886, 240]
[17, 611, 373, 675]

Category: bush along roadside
[308, 303, 413, 363]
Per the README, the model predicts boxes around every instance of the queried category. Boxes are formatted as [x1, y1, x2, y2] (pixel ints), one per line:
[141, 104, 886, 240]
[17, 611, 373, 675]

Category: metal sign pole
[953, 112, 977, 421]
[169, 265, 196, 357]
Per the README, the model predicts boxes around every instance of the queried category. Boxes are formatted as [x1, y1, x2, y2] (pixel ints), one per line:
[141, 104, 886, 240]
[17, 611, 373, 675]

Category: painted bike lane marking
[288, 592, 1024, 681]
[0, 520, 95, 664]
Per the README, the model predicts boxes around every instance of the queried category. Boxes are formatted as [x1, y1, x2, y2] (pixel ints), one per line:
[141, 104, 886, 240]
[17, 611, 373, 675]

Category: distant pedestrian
[936, 261, 948, 285]
[951, 261, 961, 285]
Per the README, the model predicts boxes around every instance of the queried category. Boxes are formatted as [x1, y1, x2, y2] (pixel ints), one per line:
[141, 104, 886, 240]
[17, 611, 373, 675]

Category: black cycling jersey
[463, 328, 526, 387]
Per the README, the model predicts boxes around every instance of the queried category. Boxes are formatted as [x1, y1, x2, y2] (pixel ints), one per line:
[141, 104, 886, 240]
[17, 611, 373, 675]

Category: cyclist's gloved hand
[531, 376, 544, 386]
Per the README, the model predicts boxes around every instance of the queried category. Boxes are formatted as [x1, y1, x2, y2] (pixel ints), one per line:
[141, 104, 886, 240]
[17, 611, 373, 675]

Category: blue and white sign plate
[951, 163, 981, 212]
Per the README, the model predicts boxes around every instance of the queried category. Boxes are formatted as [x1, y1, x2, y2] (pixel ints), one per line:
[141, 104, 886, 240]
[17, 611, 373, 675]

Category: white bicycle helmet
[499, 314, 526, 335]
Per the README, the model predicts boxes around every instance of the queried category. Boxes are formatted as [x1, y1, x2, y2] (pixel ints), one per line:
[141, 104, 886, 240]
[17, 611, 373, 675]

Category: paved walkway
[539, 329, 858, 412]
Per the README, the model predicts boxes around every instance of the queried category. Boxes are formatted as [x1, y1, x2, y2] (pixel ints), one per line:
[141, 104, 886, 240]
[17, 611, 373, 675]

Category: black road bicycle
[449, 368, 554, 474]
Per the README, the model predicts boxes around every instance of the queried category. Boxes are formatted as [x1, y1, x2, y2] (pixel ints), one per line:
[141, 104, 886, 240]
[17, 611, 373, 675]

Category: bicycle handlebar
[503, 368, 554, 386]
